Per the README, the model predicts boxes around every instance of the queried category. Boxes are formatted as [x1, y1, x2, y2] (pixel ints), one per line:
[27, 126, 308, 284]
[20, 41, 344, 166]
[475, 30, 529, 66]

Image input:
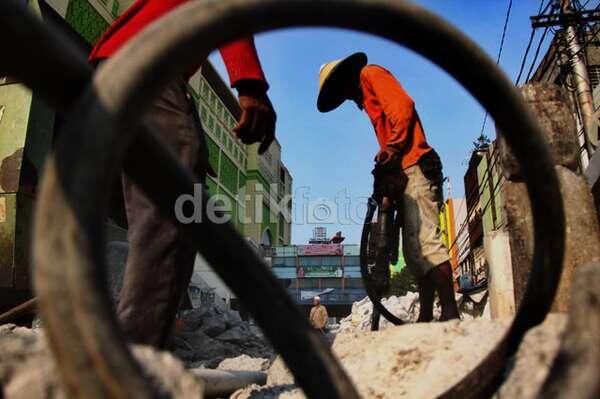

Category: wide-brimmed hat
[317, 52, 368, 112]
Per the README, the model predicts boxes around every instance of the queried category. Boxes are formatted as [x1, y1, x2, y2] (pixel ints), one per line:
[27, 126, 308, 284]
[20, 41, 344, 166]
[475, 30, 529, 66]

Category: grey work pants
[117, 78, 210, 347]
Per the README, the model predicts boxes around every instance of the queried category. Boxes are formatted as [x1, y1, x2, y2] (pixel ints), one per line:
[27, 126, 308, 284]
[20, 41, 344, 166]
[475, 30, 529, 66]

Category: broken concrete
[496, 314, 566, 399]
[503, 165, 600, 311]
[498, 83, 580, 179]
[335, 292, 486, 334]
[233, 315, 567, 399]
[217, 355, 270, 372]
[538, 262, 600, 398]
[173, 302, 273, 369]
[0, 324, 202, 399]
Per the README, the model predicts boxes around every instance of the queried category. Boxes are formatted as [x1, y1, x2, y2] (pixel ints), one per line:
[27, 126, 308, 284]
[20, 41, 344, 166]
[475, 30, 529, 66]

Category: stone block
[503, 166, 600, 311]
[539, 262, 600, 398]
[498, 83, 580, 180]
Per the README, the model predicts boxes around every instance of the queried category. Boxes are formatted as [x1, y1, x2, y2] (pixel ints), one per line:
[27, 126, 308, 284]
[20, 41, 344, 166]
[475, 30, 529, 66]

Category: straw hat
[317, 52, 368, 112]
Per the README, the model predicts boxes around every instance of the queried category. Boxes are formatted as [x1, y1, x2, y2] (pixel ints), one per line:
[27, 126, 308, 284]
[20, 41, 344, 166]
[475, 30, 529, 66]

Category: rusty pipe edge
[21, 0, 564, 398]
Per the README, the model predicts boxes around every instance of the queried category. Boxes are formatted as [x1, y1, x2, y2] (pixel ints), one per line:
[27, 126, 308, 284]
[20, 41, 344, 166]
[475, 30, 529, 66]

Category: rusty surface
[0, 193, 16, 288]
[0, 148, 23, 193]
[0, 297, 37, 325]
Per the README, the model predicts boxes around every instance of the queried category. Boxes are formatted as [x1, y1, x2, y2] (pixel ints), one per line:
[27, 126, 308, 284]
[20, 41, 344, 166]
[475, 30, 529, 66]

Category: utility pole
[561, 0, 598, 156]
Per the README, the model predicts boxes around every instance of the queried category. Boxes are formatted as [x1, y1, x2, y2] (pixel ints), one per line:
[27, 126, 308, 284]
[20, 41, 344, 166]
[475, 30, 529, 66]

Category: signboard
[297, 244, 342, 256]
[298, 265, 343, 278]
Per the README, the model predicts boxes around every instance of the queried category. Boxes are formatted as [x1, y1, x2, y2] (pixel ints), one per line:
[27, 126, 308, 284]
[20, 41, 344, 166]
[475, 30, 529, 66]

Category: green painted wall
[65, 0, 109, 44]
[219, 153, 238, 194]
[0, 85, 32, 194]
[477, 150, 503, 234]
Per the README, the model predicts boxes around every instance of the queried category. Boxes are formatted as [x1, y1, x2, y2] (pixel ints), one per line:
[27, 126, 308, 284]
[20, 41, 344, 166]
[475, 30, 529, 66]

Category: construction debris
[173, 301, 274, 369]
[233, 315, 566, 398]
[335, 291, 489, 333]
[335, 293, 424, 332]
[217, 355, 270, 372]
[0, 324, 202, 399]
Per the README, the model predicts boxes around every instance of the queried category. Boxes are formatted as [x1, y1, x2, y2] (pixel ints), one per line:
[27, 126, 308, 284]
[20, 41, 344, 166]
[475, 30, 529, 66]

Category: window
[588, 65, 600, 89]
[280, 167, 286, 184]
[344, 256, 360, 266]
[272, 256, 296, 267]
[111, 0, 120, 17]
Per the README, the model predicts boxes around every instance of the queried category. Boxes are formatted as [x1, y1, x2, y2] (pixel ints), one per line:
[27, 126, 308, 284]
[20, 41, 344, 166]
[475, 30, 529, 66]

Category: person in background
[309, 296, 329, 332]
[89, 0, 276, 347]
[316, 52, 459, 322]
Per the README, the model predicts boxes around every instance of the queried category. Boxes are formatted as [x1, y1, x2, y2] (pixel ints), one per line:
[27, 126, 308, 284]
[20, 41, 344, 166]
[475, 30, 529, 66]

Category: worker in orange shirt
[317, 52, 459, 322]
[90, 0, 276, 347]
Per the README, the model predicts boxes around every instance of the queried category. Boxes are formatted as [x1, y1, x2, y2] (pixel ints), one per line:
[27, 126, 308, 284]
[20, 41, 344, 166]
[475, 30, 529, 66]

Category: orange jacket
[360, 65, 432, 170]
[88, 0, 266, 87]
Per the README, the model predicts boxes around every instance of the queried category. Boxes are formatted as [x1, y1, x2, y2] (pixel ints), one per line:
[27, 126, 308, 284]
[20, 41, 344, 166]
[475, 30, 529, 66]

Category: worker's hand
[234, 80, 276, 154]
[372, 151, 407, 206]
[374, 146, 401, 166]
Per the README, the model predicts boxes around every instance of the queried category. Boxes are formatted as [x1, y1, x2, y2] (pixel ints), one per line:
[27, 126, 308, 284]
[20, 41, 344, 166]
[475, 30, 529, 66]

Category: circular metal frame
[31, 0, 565, 398]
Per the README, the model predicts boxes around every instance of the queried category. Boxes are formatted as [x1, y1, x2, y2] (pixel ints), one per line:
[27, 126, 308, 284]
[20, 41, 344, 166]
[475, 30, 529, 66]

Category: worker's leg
[117, 79, 202, 347]
[402, 151, 458, 321]
[416, 274, 434, 322]
[429, 261, 459, 321]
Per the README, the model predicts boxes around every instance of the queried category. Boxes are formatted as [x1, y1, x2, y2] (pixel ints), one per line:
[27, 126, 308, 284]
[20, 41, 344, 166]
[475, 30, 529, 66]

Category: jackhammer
[360, 163, 407, 330]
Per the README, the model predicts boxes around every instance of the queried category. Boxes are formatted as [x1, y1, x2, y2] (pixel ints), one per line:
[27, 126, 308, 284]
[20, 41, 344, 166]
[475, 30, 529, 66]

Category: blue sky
[210, 0, 556, 245]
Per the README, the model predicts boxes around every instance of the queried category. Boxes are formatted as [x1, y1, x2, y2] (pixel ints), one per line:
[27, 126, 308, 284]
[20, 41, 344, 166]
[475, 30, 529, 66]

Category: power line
[516, 1, 552, 84]
[478, 0, 514, 137]
[525, 26, 551, 82]
[516, 29, 538, 84]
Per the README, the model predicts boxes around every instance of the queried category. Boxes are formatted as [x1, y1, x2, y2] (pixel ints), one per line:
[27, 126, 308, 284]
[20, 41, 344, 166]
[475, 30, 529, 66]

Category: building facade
[530, 26, 600, 217]
[455, 142, 504, 290]
[269, 230, 366, 319]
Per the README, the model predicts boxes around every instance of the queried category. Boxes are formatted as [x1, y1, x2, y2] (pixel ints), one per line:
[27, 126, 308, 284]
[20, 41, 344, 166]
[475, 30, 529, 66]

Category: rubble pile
[173, 301, 274, 369]
[336, 290, 490, 333]
[0, 324, 202, 398]
[233, 315, 567, 399]
[336, 292, 433, 332]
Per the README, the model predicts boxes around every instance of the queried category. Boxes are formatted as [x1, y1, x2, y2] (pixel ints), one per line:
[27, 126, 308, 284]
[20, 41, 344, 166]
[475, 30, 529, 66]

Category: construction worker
[89, 0, 276, 347]
[309, 296, 329, 332]
[317, 52, 459, 322]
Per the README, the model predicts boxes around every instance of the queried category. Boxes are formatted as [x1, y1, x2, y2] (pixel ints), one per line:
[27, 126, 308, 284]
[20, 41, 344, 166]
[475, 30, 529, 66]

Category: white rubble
[335, 292, 433, 333]
[0, 324, 202, 399]
[217, 355, 270, 372]
[335, 290, 490, 333]
[233, 314, 567, 398]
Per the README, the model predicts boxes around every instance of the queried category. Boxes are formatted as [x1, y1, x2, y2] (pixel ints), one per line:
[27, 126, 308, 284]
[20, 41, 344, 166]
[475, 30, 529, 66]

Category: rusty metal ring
[29, 0, 565, 398]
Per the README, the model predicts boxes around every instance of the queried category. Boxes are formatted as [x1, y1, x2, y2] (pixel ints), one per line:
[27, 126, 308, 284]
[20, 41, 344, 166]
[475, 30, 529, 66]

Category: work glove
[234, 80, 276, 154]
[374, 146, 401, 165]
[372, 151, 407, 207]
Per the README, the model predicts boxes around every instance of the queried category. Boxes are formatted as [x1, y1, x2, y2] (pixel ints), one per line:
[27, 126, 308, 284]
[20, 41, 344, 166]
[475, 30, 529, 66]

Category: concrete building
[270, 228, 366, 319]
[530, 26, 600, 215]
[455, 141, 505, 292]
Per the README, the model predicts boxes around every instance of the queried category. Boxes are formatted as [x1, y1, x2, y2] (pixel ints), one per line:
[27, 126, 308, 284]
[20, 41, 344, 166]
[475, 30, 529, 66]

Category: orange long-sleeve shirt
[88, 0, 266, 86]
[360, 65, 432, 170]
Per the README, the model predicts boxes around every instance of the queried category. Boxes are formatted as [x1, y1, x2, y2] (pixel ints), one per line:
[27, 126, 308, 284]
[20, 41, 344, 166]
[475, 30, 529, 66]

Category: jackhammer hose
[360, 198, 404, 328]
